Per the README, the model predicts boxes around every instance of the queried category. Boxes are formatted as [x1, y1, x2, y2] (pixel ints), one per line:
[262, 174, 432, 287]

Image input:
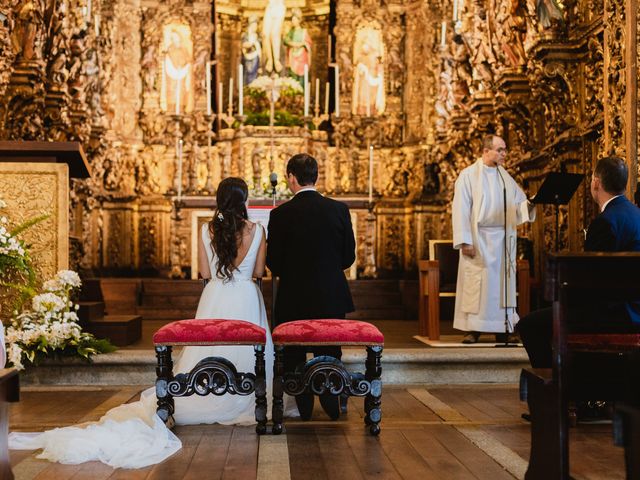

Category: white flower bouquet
[6, 271, 115, 370]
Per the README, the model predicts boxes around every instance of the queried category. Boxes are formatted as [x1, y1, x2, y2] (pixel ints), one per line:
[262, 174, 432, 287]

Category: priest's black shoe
[295, 393, 314, 421]
[319, 394, 340, 420]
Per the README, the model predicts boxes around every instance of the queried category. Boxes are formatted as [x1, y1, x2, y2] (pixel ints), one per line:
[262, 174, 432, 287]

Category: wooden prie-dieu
[152, 319, 268, 434]
[270, 319, 384, 436]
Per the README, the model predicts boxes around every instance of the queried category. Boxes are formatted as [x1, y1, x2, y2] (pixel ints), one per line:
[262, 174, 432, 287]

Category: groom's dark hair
[287, 153, 318, 186]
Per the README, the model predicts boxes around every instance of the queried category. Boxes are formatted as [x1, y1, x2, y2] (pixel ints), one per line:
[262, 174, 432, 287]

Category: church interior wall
[0, 0, 637, 281]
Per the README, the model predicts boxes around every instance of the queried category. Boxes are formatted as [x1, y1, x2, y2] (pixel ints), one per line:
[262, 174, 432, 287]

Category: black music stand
[532, 172, 584, 252]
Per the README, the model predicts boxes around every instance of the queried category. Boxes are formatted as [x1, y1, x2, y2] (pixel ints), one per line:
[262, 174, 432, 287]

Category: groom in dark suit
[518, 156, 640, 368]
[266, 153, 356, 420]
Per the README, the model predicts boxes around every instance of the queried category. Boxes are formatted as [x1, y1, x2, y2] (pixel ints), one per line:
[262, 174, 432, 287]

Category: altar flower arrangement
[6, 270, 115, 370]
[244, 75, 305, 126]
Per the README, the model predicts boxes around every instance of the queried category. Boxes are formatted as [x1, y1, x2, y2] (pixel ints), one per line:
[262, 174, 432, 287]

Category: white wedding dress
[9, 224, 277, 469]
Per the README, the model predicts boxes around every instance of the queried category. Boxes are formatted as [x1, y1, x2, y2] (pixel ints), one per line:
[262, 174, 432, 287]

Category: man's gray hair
[482, 134, 497, 151]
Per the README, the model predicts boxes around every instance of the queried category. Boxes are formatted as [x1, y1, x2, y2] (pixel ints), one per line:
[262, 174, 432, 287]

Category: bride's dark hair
[209, 177, 249, 281]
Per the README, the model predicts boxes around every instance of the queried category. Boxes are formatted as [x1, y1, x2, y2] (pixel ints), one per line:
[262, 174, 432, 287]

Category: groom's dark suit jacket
[267, 190, 356, 326]
[584, 195, 640, 324]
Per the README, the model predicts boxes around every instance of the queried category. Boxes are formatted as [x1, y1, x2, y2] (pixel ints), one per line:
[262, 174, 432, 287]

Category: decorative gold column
[604, 0, 637, 195]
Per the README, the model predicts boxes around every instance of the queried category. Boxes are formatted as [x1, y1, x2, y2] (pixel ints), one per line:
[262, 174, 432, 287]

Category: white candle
[94, 14, 100, 36]
[334, 65, 340, 117]
[303, 64, 309, 117]
[324, 81, 330, 114]
[228, 77, 233, 114]
[441, 21, 447, 47]
[368, 145, 374, 204]
[238, 64, 244, 116]
[175, 77, 181, 115]
[218, 81, 223, 115]
[314, 78, 320, 115]
[177, 139, 184, 200]
[87, 0, 92, 18]
[453, 0, 458, 21]
[205, 61, 211, 116]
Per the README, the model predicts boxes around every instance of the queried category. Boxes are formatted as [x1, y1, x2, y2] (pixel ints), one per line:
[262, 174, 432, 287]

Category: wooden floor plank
[183, 425, 234, 480]
[377, 429, 440, 480]
[145, 425, 204, 480]
[344, 428, 403, 479]
[431, 424, 515, 480]
[221, 427, 258, 480]
[403, 426, 477, 480]
[286, 427, 328, 480]
[314, 427, 365, 480]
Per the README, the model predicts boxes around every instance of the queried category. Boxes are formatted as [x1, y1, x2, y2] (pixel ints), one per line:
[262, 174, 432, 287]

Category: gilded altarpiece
[0, 0, 639, 281]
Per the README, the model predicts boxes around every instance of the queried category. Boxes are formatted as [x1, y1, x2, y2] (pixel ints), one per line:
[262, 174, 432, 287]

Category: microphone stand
[496, 165, 516, 348]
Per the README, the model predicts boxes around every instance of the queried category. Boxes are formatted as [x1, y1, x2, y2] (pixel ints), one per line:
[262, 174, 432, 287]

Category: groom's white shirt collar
[295, 186, 317, 195]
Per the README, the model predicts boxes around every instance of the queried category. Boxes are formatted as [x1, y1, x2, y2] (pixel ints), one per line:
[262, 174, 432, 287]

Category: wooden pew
[614, 402, 640, 480]
[0, 369, 19, 480]
[520, 253, 640, 479]
[418, 239, 530, 339]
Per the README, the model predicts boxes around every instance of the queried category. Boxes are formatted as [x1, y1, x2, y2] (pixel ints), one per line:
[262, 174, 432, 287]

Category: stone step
[19, 348, 530, 386]
[77, 301, 105, 324]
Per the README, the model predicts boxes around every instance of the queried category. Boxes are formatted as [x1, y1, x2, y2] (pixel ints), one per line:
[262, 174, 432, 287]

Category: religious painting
[351, 25, 385, 116]
[160, 23, 194, 114]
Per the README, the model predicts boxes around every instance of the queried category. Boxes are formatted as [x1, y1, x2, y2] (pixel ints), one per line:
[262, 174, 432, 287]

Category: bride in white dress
[10, 178, 277, 469]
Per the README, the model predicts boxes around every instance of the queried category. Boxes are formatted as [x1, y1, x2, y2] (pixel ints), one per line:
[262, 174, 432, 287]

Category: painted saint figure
[352, 28, 385, 116]
[283, 9, 311, 85]
[262, 0, 286, 74]
[161, 25, 194, 114]
[242, 16, 261, 85]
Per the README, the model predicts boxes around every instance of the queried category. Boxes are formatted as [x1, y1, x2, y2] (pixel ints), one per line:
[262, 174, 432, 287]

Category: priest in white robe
[452, 135, 535, 343]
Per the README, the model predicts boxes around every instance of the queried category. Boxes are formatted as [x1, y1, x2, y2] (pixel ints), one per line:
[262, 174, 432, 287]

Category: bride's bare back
[198, 220, 266, 280]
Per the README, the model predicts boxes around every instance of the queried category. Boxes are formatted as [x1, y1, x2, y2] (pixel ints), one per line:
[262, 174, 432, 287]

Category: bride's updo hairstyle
[209, 177, 249, 281]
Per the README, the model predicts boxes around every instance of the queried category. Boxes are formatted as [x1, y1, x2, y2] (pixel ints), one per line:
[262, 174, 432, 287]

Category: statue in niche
[352, 27, 385, 116]
[11, 0, 43, 61]
[500, 0, 528, 67]
[536, 0, 564, 29]
[141, 43, 158, 91]
[283, 9, 311, 86]
[160, 24, 193, 114]
[242, 15, 262, 85]
[262, 0, 286, 74]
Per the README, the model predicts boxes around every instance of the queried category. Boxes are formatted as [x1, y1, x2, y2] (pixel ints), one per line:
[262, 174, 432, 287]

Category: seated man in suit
[518, 156, 640, 369]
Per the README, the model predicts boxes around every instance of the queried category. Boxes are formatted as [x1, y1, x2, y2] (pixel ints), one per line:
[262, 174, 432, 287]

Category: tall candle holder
[203, 113, 217, 195]
[362, 198, 378, 279]
[169, 114, 183, 196]
[312, 112, 329, 131]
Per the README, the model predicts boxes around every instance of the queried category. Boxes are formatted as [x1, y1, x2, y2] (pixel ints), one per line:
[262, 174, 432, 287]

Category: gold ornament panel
[0, 162, 68, 281]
